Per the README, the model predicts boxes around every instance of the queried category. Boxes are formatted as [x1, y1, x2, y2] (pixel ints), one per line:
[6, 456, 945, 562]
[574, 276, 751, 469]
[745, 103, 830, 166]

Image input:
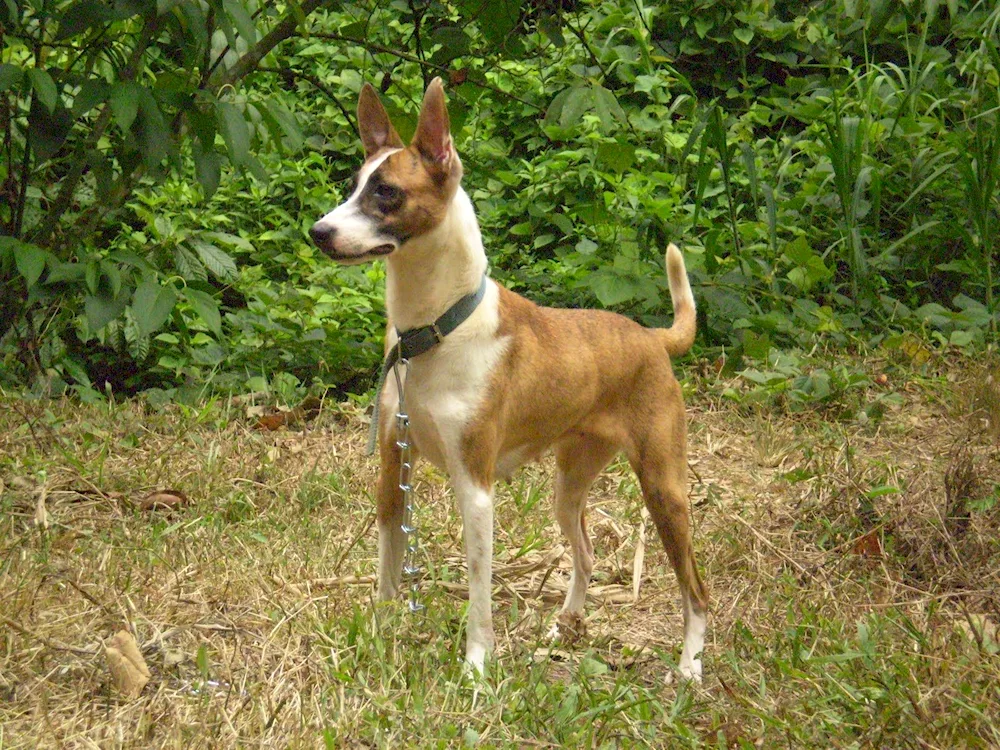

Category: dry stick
[726, 512, 808, 574]
[533, 553, 564, 600]
[331, 509, 376, 576]
[2, 616, 98, 657]
[56, 572, 115, 616]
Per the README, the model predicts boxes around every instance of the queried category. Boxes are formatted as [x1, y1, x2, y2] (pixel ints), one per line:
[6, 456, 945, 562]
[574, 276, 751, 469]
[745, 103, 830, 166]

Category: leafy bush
[2, 0, 998, 397]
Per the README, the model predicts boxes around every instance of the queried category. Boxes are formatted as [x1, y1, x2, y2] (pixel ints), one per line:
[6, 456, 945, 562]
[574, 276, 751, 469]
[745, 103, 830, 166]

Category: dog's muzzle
[309, 222, 395, 262]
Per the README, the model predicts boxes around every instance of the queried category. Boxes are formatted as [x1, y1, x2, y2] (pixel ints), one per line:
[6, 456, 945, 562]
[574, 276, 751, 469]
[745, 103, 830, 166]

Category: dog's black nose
[309, 223, 335, 246]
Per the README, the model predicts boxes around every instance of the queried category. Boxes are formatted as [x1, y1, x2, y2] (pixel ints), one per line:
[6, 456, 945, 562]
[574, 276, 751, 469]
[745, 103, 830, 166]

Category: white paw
[678, 657, 703, 683]
[465, 643, 487, 676]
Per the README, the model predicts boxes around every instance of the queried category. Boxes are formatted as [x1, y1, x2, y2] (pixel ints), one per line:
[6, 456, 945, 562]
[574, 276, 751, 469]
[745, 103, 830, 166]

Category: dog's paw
[678, 657, 703, 683]
[548, 610, 587, 647]
[464, 643, 488, 676]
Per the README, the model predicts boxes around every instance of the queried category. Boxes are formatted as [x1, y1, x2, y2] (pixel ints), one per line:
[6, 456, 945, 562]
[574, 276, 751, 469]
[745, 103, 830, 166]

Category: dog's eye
[374, 183, 400, 201]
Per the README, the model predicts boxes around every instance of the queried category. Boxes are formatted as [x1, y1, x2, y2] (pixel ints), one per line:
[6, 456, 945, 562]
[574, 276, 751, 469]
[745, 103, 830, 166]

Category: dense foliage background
[2, 0, 998, 402]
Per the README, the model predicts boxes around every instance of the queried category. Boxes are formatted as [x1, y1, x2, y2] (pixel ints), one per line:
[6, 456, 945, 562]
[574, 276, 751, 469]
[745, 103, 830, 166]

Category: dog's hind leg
[553, 435, 618, 617]
[628, 398, 709, 681]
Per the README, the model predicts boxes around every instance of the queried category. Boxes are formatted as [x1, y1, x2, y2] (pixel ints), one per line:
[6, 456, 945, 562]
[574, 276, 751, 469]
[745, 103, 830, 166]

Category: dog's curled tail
[658, 243, 696, 357]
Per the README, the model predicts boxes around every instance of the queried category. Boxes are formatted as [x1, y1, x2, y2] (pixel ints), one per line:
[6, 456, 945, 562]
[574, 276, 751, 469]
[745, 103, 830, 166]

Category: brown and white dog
[310, 78, 709, 680]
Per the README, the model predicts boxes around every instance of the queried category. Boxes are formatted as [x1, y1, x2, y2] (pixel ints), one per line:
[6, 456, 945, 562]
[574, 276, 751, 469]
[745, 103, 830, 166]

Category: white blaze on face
[313, 148, 402, 260]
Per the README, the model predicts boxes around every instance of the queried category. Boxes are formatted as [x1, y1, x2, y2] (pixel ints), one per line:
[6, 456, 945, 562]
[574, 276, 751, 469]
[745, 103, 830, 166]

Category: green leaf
[192, 342, 226, 365]
[733, 27, 754, 45]
[223, 0, 258, 44]
[575, 238, 598, 255]
[196, 643, 210, 679]
[110, 82, 140, 130]
[56, 0, 112, 39]
[587, 269, 639, 306]
[262, 102, 303, 151]
[596, 141, 636, 173]
[157, 0, 184, 13]
[593, 85, 627, 130]
[189, 240, 238, 282]
[137, 88, 169, 167]
[216, 101, 251, 167]
[28, 99, 73, 160]
[61, 356, 92, 388]
[174, 245, 208, 281]
[13, 241, 47, 287]
[0, 63, 22, 92]
[131, 278, 178, 336]
[193, 143, 222, 199]
[429, 26, 470, 64]
[85, 293, 127, 331]
[465, 0, 519, 45]
[73, 78, 109, 117]
[45, 261, 86, 285]
[185, 288, 222, 336]
[203, 231, 254, 252]
[538, 14, 564, 47]
[546, 86, 593, 129]
[100, 260, 122, 298]
[85, 259, 100, 295]
[27, 68, 58, 113]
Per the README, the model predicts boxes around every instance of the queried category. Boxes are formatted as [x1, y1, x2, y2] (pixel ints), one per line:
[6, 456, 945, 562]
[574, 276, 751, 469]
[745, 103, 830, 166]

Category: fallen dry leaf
[255, 413, 288, 431]
[254, 395, 323, 431]
[105, 630, 150, 699]
[851, 530, 883, 559]
[138, 490, 190, 512]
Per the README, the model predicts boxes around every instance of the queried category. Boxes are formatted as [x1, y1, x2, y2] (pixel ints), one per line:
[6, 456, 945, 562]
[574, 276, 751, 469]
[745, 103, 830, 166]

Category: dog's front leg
[375, 382, 410, 601]
[453, 471, 495, 673]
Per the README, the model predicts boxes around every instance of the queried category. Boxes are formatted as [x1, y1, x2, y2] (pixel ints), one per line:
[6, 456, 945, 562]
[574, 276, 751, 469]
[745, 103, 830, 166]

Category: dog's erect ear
[412, 77, 454, 176]
[357, 83, 404, 157]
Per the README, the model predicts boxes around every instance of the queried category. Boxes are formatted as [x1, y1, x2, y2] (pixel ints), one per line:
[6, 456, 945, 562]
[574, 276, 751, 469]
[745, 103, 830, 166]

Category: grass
[1, 354, 999, 748]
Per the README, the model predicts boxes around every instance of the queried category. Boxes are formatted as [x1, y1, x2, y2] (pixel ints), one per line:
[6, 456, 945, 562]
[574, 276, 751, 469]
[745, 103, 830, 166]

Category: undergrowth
[1, 355, 998, 747]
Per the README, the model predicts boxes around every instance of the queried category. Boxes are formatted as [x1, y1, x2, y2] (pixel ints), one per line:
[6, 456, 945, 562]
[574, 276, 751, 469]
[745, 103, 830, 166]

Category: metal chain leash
[392, 354, 425, 613]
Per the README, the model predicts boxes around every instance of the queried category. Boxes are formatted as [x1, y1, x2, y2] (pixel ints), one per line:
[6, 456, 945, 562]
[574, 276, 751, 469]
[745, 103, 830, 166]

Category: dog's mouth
[325, 243, 396, 263]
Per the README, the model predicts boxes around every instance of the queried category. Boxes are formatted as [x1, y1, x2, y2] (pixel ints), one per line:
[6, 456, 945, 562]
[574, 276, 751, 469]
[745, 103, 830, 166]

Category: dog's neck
[385, 186, 487, 332]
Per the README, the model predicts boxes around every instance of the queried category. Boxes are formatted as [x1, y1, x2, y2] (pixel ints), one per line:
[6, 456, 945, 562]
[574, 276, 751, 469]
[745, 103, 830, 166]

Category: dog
[310, 78, 709, 680]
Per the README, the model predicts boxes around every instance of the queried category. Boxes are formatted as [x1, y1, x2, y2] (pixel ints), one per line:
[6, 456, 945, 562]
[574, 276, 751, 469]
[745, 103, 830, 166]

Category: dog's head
[309, 77, 463, 264]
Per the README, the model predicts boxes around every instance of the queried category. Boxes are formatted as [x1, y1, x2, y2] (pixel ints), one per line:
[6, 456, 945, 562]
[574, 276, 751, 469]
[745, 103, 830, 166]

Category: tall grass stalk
[822, 90, 872, 304]
[957, 37, 1000, 336]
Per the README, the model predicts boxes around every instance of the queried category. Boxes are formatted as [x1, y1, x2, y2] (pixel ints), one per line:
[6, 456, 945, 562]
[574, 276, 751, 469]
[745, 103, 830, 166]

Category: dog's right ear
[357, 83, 404, 157]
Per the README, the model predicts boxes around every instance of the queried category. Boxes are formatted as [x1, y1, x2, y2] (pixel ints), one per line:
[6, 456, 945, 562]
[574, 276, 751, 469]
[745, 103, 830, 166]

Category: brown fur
[459, 286, 709, 616]
[316, 77, 708, 677]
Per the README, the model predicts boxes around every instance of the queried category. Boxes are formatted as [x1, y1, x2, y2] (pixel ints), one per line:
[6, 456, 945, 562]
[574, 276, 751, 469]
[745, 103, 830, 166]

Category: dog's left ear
[412, 77, 454, 178]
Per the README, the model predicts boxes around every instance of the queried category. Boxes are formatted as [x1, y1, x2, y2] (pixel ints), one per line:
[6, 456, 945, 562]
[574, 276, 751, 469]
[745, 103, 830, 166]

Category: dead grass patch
[1, 359, 999, 747]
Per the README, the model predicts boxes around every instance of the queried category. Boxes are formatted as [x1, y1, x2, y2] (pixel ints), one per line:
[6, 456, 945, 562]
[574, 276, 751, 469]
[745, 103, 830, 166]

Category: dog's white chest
[382, 283, 507, 471]
[403, 340, 503, 469]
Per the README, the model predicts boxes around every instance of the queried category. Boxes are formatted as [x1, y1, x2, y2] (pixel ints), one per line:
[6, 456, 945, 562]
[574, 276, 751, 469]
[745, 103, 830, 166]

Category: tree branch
[257, 66, 355, 130]
[210, 0, 325, 89]
[31, 13, 162, 247]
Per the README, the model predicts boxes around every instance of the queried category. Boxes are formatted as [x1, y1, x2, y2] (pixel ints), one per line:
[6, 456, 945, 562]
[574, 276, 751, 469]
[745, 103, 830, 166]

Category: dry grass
[1, 357, 999, 747]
